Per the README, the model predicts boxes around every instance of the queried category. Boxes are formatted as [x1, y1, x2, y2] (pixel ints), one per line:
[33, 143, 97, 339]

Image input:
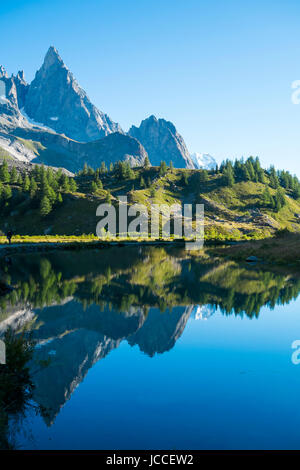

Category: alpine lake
[1, 245, 300, 450]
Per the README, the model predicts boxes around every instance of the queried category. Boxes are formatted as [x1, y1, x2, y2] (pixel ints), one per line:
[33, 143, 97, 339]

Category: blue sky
[1, 0, 300, 175]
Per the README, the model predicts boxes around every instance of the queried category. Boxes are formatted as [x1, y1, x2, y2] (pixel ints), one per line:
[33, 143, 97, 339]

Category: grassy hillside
[0, 158, 299, 239]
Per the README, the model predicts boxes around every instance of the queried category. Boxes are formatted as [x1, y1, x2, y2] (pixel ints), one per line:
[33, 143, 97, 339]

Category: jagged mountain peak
[15, 70, 26, 83]
[0, 65, 8, 79]
[23, 46, 122, 142]
[129, 116, 194, 168]
[45, 45, 61, 61]
[42, 46, 67, 73]
[147, 114, 158, 122]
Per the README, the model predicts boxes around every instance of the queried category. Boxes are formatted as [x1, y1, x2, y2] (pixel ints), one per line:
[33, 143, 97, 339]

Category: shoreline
[0, 233, 299, 267]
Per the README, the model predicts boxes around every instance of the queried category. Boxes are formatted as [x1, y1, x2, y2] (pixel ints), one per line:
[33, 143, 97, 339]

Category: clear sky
[1, 0, 300, 176]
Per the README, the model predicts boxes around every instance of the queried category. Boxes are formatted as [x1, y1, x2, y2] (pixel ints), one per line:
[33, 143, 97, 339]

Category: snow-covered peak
[190, 152, 217, 170]
[192, 305, 216, 320]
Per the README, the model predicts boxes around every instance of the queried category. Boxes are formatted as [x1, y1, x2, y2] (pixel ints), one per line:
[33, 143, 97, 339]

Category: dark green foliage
[222, 163, 235, 187]
[40, 195, 52, 216]
[159, 160, 167, 177]
[0, 329, 35, 449]
[113, 161, 134, 180]
[144, 156, 150, 169]
[0, 161, 10, 183]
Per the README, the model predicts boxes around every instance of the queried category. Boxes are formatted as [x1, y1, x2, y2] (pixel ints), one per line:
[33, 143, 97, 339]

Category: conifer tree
[144, 156, 150, 169]
[40, 196, 52, 216]
[0, 161, 10, 183]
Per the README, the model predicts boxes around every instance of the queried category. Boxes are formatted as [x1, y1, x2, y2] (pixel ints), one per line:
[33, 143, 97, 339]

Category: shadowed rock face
[0, 48, 148, 171]
[0, 48, 199, 171]
[72, 132, 148, 168]
[127, 305, 194, 356]
[28, 303, 192, 424]
[0, 79, 147, 171]
[129, 115, 194, 168]
[32, 329, 122, 425]
[24, 46, 122, 142]
[13, 71, 28, 110]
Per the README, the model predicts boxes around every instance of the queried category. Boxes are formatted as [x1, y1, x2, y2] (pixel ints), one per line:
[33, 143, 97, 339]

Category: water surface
[1, 246, 300, 449]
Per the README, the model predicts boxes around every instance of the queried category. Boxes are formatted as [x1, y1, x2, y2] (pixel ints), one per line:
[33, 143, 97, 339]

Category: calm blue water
[15, 299, 300, 450]
[1, 247, 300, 449]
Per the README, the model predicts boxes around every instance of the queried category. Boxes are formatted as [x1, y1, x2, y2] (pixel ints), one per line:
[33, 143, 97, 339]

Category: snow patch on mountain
[190, 152, 217, 170]
[20, 107, 56, 133]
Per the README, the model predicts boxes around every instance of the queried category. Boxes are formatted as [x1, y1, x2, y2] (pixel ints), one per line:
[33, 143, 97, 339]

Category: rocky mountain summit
[129, 115, 195, 168]
[0, 47, 214, 172]
[24, 47, 122, 142]
[0, 50, 147, 171]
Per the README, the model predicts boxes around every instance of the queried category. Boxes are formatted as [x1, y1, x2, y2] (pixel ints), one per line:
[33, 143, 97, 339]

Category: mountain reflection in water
[0, 246, 300, 437]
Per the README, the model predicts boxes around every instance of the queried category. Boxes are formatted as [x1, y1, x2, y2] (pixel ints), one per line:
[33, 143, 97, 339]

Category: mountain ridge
[24, 46, 123, 142]
[129, 115, 195, 169]
[0, 46, 214, 172]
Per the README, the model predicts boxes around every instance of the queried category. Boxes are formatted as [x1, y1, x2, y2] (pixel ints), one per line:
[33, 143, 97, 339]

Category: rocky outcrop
[0, 48, 197, 171]
[128, 115, 194, 168]
[24, 46, 122, 142]
[127, 305, 193, 356]
[0, 79, 147, 172]
[13, 70, 29, 109]
[75, 132, 148, 169]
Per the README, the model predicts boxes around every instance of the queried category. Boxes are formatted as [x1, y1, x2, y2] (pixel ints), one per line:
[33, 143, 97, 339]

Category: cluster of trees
[0, 161, 77, 216]
[218, 156, 300, 210]
[77, 158, 158, 195]
[219, 157, 300, 197]
[261, 186, 286, 211]
[77, 161, 112, 177]
[2, 152, 299, 219]
[219, 156, 266, 186]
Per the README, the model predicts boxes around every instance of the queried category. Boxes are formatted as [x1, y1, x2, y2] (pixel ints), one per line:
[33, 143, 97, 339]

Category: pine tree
[144, 156, 150, 169]
[274, 188, 286, 211]
[293, 185, 300, 200]
[140, 176, 146, 188]
[40, 196, 52, 216]
[91, 181, 98, 193]
[29, 177, 38, 199]
[269, 166, 279, 189]
[22, 174, 30, 192]
[258, 168, 266, 184]
[62, 175, 70, 192]
[83, 163, 88, 176]
[198, 170, 209, 183]
[159, 161, 167, 176]
[10, 167, 18, 184]
[105, 190, 112, 204]
[69, 178, 77, 192]
[100, 162, 107, 174]
[3, 185, 12, 200]
[0, 161, 10, 183]
[223, 166, 235, 187]
[262, 186, 271, 206]
[17, 174, 23, 186]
